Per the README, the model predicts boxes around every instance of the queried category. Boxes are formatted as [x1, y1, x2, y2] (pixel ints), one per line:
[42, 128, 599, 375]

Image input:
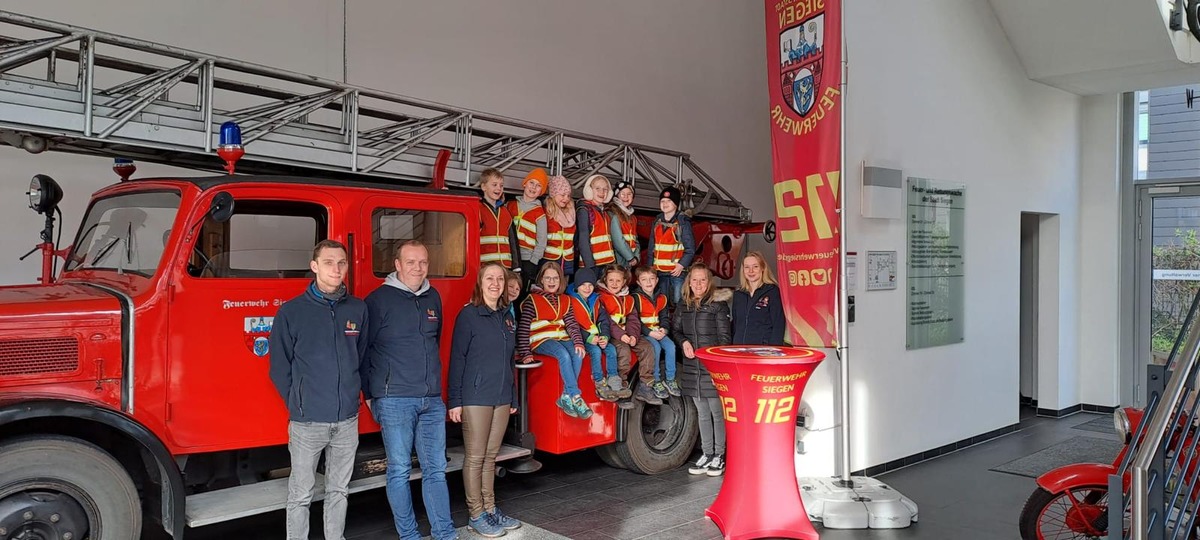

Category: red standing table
[697, 345, 826, 540]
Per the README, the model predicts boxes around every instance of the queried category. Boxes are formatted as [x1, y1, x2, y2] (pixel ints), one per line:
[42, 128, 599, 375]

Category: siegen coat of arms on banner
[779, 15, 825, 117]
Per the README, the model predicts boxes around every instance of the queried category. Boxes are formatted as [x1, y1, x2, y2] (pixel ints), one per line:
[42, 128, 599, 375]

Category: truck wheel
[614, 396, 699, 475]
[0, 436, 142, 540]
[595, 443, 629, 470]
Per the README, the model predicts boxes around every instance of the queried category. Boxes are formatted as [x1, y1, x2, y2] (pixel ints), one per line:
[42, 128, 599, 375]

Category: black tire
[614, 393, 699, 475]
[0, 435, 142, 539]
[1019, 485, 1109, 540]
[595, 443, 629, 470]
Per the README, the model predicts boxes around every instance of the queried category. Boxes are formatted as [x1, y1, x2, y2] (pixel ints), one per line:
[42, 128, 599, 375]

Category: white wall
[1078, 94, 1123, 407]
[825, 0, 1084, 472]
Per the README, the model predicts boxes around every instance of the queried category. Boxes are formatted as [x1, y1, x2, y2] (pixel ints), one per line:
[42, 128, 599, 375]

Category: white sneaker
[688, 454, 711, 475]
[706, 455, 725, 477]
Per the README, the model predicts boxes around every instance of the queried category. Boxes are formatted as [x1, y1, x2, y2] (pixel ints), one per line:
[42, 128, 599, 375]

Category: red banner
[765, 0, 842, 347]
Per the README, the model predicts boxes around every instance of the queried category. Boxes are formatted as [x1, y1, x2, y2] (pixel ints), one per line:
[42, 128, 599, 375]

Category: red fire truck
[0, 12, 769, 539]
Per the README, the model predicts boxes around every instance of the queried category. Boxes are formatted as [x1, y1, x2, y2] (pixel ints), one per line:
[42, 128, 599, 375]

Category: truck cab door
[166, 188, 342, 451]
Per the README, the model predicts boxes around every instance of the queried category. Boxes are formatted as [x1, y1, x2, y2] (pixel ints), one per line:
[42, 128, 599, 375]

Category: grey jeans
[693, 397, 726, 456]
[287, 415, 359, 540]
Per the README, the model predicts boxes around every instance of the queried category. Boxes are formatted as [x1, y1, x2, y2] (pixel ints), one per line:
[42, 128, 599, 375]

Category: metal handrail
[1132, 308, 1200, 538]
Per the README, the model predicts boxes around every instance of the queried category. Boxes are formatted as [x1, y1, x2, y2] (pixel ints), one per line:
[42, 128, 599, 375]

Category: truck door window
[372, 208, 466, 278]
[66, 190, 181, 277]
[192, 201, 327, 278]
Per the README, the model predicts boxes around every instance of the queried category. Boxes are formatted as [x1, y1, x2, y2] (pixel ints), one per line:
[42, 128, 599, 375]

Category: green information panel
[906, 177, 965, 349]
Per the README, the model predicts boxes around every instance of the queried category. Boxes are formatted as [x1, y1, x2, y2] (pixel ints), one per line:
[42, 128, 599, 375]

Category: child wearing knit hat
[566, 267, 628, 402]
[609, 180, 641, 267]
[506, 168, 550, 286]
[541, 175, 577, 280]
[646, 186, 696, 304]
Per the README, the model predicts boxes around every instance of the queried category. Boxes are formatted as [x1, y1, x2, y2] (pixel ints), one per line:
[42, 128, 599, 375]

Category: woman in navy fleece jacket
[447, 262, 521, 534]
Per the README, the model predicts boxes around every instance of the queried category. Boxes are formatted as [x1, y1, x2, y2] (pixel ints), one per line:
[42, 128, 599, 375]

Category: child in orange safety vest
[597, 264, 661, 406]
[506, 168, 548, 286]
[516, 262, 591, 419]
[576, 174, 617, 278]
[542, 175, 577, 280]
[632, 265, 680, 400]
[609, 180, 641, 268]
[646, 186, 695, 304]
[478, 168, 521, 272]
[566, 267, 628, 403]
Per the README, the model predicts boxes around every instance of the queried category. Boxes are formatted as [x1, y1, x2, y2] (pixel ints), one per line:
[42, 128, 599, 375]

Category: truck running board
[184, 443, 531, 528]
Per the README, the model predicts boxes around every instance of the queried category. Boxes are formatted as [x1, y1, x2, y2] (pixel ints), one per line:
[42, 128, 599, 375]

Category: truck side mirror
[208, 192, 234, 223]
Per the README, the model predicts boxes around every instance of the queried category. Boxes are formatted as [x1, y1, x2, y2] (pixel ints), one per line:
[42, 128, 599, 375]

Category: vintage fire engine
[0, 11, 769, 539]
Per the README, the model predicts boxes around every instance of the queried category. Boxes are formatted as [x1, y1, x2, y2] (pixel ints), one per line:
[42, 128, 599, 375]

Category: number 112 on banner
[720, 396, 796, 424]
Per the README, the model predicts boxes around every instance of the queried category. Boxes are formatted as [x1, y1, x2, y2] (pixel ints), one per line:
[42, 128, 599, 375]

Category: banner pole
[836, 0, 852, 487]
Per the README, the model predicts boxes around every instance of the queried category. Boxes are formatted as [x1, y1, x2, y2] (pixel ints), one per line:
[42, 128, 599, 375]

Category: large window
[192, 201, 326, 278]
[372, 208, 466, 278]
[67, 190, 181, 277]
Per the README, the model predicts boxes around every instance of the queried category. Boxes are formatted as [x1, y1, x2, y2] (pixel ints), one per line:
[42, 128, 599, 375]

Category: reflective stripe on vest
[638, 292, 667, 330]
[480, 200, 513, 264]
[599, 290, 634, 326]
[584, 203, 616, 265]
[617, 215, 638, 253]
[528, 294, 569, 349]
[545, 218, 575, 261]
[569, 296, 600, 338]
[508, 200, 545, 253]
[652, 221, 684, 272]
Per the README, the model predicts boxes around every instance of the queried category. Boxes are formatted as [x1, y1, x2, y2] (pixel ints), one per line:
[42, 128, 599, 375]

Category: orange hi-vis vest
[637, 291, 668, 331]
[616, 213, 638, 255]
[480, 199, 514, 265]
[582, 202, 616, 265]
[545, 217, 575, 262]
[527, 293, 569, 350]
[652, 221, 684, 272]
[599, 289, 635, 327]
[507, 200, 545, 253]
[568, 295, 601, 339]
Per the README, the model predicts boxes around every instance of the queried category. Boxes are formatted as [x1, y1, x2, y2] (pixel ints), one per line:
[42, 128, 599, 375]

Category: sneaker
[634, 383, 663, 405]
[706, 455, 725, 476]
[665, 379, 682, 397]
[489, 507, 521, 530]
[467, 512, 507, 538]
[689, 454, 712, 475]
[606, 375, 624, 393]
[595, 380, 617, 402]
[651, 380, 670, 400]
[557, 393, 578, 418]
[572, 395, 594, 419]
[610, 376, 633, 399]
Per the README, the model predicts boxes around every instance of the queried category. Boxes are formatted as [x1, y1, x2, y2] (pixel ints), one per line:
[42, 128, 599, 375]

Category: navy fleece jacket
[268, 282, 369, 423]
[447, 303, 518, 409]
[363, 273, 443, 399]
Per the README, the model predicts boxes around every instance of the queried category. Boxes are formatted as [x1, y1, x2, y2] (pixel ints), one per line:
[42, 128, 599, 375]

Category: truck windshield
[64, 190, 182, 277]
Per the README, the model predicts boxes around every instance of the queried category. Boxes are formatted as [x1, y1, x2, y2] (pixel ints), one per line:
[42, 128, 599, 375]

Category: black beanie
[661, 186, 682, 207]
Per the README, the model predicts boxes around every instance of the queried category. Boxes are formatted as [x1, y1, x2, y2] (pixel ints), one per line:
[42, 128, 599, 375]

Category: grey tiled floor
[184, 407, 1118, 539]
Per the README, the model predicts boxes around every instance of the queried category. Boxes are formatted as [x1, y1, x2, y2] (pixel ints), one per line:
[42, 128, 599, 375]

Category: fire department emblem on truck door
[244, 316, 274, 357]
[779, 15, 825, 117]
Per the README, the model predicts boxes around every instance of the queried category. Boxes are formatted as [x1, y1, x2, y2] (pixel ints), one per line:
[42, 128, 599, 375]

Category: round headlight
[26, 174, 62, 215]
[1114, 408, 1132, 443]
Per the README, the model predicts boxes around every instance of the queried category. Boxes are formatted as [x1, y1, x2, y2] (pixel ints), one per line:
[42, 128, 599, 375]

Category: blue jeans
[646, 334, 677, 380]
[536, 339, 584, 396]
[584, 341, 620, 381]
[657, 272, 684, 304]
[373, 397, 455, 540]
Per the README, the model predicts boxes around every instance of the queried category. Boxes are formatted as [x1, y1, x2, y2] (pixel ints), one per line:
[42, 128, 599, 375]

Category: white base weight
[798, 476, 919, 529]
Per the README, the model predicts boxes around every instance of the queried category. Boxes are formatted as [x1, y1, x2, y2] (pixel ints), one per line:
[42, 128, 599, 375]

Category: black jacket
[268, 282, 369, 423]
[732, 284, 787, 346]
[672, 290, 731, 399]
[363, 274, 443, 399]
[448, 303, 518, 409]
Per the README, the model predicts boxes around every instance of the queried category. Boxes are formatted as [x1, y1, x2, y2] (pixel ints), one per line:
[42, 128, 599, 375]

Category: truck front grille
[0, 337, 80, 376]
